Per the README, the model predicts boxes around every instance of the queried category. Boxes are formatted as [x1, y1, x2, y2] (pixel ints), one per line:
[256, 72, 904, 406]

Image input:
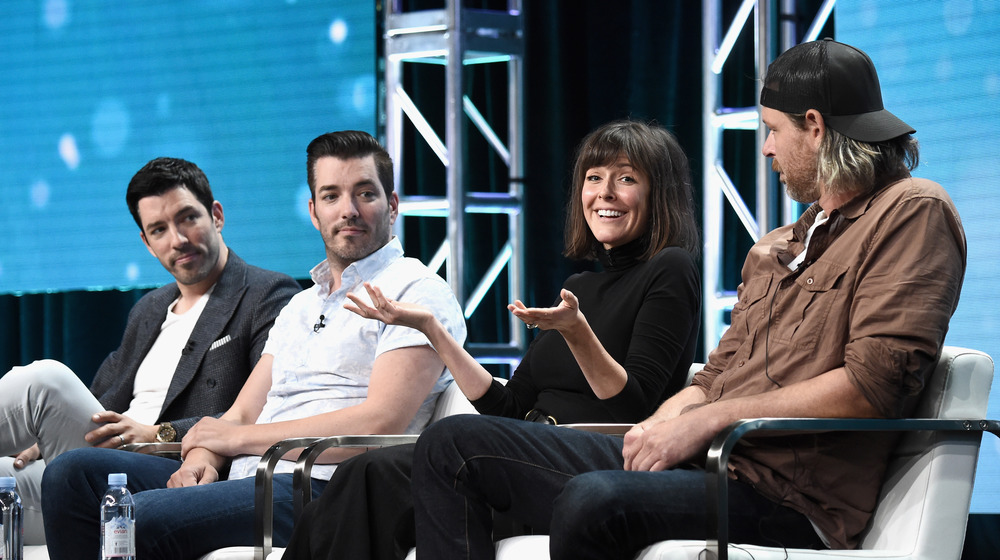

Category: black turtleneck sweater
[472, 240, 701, 424]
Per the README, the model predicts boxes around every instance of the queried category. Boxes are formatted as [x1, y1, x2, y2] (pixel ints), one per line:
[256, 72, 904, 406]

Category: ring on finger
[117, 434, 126, 446]
[526, 323, 538, 329]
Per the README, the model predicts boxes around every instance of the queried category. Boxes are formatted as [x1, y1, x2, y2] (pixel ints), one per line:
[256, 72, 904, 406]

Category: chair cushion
[24, 545, 50, 560]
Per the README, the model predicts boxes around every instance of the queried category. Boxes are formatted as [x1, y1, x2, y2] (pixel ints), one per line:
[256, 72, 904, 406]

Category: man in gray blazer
[0, 157, 300, 543]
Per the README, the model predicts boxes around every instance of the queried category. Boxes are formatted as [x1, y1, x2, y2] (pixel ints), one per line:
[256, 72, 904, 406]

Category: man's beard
[325, 214, 392, 265]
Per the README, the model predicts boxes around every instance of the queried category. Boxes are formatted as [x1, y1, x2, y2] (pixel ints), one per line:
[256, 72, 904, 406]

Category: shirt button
[738, 360, 746, 367]
[806, 277, 814, 285]
[206, 379, 217, 388]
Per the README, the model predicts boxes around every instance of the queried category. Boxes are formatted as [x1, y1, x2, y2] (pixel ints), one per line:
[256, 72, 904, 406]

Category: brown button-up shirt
[692, 177, 966, 548]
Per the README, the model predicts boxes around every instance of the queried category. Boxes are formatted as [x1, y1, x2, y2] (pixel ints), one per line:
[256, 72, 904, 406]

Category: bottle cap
[108, 473, 128, 486]
[0, 476, 15, 488]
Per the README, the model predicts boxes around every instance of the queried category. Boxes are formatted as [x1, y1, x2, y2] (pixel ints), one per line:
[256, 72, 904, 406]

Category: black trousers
[282, 443, 417, 560]
[281, 440, 532, 560]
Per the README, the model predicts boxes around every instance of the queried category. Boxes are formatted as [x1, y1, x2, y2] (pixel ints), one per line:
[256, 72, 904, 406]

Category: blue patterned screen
[1, 1, 376, 293]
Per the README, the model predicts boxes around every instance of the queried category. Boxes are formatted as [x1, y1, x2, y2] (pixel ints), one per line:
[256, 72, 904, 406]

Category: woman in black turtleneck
[281, 120, 702, 560]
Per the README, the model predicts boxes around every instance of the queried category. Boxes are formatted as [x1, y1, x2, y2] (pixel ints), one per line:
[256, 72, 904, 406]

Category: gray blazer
[88, 250, 300, 438]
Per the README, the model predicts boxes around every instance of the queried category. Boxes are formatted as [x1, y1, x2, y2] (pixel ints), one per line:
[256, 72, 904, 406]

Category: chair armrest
[119, 442, 182, 458]
[252, 437, 323, 560]
[250, 434, 422, 560]
[704, 418, 1000, 560]
[118, 438, 311, 559]
[292, 435, 419, 512]
[118, 434, 410, 559]
[561, 423, 634, 436]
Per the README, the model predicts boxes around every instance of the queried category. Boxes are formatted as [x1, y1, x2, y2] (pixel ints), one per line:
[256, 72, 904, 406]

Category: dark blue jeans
[41, 447, 324, 560]
[412, 414, 824, 560]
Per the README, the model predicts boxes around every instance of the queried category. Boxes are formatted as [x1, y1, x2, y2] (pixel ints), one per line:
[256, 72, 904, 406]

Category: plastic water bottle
[99, 473, 135, 560]
[0, 476, 22, 560]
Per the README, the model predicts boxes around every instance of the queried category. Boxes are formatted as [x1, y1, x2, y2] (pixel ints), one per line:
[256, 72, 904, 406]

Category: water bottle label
[102, 515, 135, 558]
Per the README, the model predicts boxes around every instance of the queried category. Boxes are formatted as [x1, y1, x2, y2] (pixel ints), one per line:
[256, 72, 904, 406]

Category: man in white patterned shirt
[41, 131, 467, 560]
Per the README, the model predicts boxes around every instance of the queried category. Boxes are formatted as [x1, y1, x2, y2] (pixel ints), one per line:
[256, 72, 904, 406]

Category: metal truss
[701, 0, 836, 355]
[383, 0, 526, 365]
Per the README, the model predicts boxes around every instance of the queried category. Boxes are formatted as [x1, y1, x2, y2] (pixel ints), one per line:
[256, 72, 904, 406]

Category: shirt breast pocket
[771, 261, 848, 350]
[731, 274, 773, 339]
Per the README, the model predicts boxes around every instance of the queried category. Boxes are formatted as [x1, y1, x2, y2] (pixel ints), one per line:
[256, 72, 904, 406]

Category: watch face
[158, 423, 176, 442]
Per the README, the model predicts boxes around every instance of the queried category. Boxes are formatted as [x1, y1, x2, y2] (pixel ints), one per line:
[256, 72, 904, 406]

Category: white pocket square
[209, 335, 232, 351]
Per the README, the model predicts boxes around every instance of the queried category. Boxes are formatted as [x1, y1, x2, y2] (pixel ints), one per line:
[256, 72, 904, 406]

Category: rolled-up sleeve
[844, 191, 966, 418]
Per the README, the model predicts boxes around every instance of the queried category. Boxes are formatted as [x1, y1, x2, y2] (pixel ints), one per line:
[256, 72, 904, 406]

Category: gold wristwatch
[156, 422, 177, 443]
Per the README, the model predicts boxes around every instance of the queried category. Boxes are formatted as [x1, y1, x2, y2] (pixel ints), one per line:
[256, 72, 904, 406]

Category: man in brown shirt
[406, 38, 967, 559]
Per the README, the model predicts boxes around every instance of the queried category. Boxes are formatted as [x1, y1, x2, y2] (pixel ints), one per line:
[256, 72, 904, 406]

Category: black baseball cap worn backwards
[760, 37, 915, 143]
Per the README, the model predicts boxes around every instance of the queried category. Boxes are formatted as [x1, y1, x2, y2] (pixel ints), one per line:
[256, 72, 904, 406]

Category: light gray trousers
[0, 360, 105, 544]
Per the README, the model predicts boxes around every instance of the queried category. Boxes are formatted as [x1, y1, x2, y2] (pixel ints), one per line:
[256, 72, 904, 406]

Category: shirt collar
[776, 179, 903, 268]
[835, 189, 875, 221]
[818, 176, 908, 224]
[595, 236, 648, 272]
[792, 203, 825, 241]
[789, 177, 899, 243]
[308, 237, 405, 297]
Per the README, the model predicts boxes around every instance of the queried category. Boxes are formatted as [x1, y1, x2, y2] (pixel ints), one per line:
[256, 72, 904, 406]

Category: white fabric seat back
[857, 346, 994, 556]
[429, 378, 480, 423]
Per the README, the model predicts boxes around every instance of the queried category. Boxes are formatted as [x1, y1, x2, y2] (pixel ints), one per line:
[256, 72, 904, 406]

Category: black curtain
[1, 289, 148, 386]
[520, 0, 704, 304]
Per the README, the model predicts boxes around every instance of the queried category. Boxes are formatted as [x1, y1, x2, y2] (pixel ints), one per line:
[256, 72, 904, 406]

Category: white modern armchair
[198, 376, 482, 560]
[491, 346, 997, 560]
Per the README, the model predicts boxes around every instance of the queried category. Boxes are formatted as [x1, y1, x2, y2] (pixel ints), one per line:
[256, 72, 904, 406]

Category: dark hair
[564, 120, 700, 261]
[306, 131, 394, 200]
[126, 157, 215, 230]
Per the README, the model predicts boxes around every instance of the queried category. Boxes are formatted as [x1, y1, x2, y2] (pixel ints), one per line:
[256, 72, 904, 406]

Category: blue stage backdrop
[0, 1, 376, 294]
[838, 1, 1000, 514]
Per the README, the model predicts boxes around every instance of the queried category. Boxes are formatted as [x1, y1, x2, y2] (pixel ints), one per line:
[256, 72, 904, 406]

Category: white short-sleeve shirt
[228, 238, 466, 480]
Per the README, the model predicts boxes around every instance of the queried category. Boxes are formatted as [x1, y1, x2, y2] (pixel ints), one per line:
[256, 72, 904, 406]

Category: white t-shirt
[122, 289, 211, 424]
